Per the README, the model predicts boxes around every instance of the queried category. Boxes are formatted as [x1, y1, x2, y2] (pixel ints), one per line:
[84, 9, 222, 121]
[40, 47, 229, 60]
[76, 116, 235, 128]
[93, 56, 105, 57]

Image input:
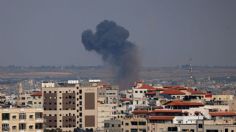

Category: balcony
[2, 127, 9, 132]
[36, 118, 44, 122]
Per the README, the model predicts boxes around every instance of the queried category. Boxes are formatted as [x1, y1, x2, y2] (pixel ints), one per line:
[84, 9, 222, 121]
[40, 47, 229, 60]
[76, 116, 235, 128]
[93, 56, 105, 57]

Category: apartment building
[104, 117, 147, 132]
[42, 80, 99, 132]
[16, 91, 43, 108]
[16, 82, 43, 108]
[105, 116, 236, 132]
[132, 83, 157, 110]
[0, 107, 44, 132]
[97, 103, 117, 130]
[104, 120, 122, 132]
[104, 82, 236, 132]
[97, 85, 119, 130]
[148, 121, 236, 132]
[98, 85, 118, 104]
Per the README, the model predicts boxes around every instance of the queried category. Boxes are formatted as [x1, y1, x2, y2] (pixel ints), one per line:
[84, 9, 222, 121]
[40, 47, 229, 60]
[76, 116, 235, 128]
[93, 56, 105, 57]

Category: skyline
[0, 0, 236, 67]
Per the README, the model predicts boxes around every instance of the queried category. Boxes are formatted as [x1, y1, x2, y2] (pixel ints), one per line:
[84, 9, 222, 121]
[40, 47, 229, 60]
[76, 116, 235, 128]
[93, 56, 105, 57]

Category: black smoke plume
[81, 20, 140, 90]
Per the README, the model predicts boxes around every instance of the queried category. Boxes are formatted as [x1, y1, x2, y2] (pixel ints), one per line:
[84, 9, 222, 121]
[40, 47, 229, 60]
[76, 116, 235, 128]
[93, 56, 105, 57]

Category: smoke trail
[81, 20, 140, 90]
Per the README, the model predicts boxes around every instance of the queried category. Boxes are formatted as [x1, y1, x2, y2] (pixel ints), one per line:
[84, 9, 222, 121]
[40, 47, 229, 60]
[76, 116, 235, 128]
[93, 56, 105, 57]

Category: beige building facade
[42, 81, 99, 132]
[0, 107, 44, 132]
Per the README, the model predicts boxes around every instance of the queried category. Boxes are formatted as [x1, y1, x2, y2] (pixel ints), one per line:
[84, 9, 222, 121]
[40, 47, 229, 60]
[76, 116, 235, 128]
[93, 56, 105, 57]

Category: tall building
[97, 85, 118, 130]
[42, 80, 99, 132]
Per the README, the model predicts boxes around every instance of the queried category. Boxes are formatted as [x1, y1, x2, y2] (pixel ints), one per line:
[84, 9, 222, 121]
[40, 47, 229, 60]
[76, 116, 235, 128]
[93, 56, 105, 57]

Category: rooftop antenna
[187, 58, 194, 87]
[189, 58, 193, 80]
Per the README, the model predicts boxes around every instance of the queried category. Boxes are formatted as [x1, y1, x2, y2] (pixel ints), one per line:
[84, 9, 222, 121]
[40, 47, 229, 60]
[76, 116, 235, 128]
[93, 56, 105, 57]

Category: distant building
[16, 90, 42, 108]
[104, 120, 122, 132]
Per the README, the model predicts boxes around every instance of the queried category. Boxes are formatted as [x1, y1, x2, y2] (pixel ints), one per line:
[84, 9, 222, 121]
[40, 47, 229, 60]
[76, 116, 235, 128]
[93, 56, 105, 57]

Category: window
[131, 121, 138, 125]
[29, 125, 33, 129]
[2, 113, 10, 120]
[12, 115, 17, 119]
[131, 129, 138, 132]
[19, 123, 26, 130]
[198, 124, 203, 128]
[104, 123, 110, 128]
[35, 112, 43, 119]
[139, 122, 146, 125]
[12, 126, 16, 130]
[2, 124, 9, 131]
[35, 123, 43, 129]
[29, 115, 34, 119]
[19, 113, 26, 120]
[168, 127, 178, 131]
[206, 130, 218, 132]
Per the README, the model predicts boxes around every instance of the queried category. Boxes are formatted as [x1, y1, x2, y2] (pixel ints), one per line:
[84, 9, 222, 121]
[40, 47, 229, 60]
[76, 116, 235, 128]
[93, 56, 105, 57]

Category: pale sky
[0, 0, 235, 67]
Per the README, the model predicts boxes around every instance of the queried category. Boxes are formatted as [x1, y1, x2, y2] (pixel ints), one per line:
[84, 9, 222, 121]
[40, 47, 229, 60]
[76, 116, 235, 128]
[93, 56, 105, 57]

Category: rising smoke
[81, 20, 140, 90]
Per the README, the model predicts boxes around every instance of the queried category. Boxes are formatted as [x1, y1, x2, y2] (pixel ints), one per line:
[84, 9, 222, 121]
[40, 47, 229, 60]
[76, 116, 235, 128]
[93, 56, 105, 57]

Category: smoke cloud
[81, 20, 140, 90]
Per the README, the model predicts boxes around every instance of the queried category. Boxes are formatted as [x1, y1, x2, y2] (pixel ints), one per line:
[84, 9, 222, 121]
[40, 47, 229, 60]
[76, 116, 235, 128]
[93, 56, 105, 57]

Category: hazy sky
[0, 0, 235, 67]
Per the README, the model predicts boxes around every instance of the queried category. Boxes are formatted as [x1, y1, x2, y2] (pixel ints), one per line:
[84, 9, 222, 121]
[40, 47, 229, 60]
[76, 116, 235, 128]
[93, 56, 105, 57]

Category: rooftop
[187, 88, 205, 95]
[136, 84, 156, 91]
[161, 89, 185, 95]
[165, 100, 204, 106]
[148, 116, 174, 121]
[209, 111, 236, 117]
[31, 91, 42, 96]
[150, 109, 182, 113]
